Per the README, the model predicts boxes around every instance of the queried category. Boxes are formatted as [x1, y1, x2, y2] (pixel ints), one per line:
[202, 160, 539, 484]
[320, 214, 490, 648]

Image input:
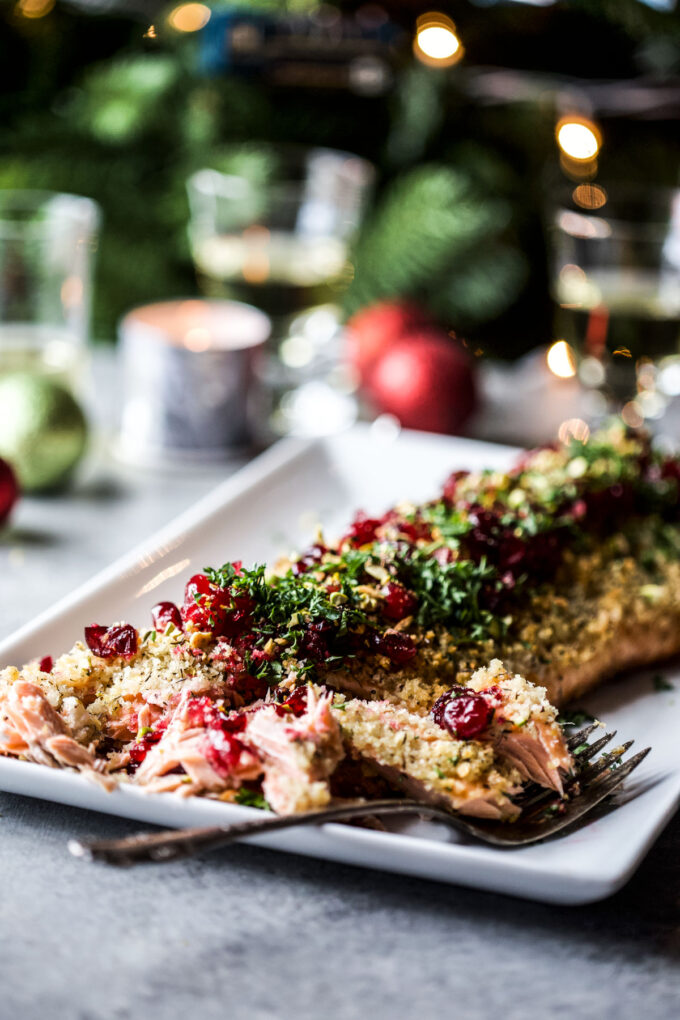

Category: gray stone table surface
[1, 399, 680, 1020]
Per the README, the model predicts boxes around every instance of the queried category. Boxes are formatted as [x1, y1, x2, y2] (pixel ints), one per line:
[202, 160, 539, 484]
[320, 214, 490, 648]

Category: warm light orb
[414, 13, 463, 67]
[16, 0, 55, 18]
[547, 340, 577, 379]
[167, 3, 211, 33]
[556, 118, 601, 161]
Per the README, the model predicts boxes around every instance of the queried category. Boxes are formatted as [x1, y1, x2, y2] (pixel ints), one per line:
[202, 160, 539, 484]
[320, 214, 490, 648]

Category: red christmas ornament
[0, 457, 19, 526]
[347, 300, 429, 385]
[367, 329, 477, 435]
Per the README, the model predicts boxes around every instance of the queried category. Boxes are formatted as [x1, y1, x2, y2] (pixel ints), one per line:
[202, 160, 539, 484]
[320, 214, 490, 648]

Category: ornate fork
[68, 726, 650, 865]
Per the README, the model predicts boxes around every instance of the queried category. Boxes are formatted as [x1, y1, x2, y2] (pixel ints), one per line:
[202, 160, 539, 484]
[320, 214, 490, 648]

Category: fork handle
[68, 799, 438, 866]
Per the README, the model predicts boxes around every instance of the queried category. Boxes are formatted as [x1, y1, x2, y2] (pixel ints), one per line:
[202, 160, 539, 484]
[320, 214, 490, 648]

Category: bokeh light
[547, 340, 577, 379]
[414, 13, 463, 67]
[167, 3, 211, 34]
[15, 0, 55, 18]
[558, 418, 590, 445]
[556, 118, 601, 161]
[573, 183, 607, 210]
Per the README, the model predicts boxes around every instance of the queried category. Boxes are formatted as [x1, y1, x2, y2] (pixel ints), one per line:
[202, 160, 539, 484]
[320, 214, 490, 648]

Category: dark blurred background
[2, 0, 678, 359]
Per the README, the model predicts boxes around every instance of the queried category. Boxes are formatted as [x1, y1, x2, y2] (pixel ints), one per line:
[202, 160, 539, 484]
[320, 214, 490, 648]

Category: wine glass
[0, 190, 100, 392]
[549, 183, 680, 430]
[187, 146, 374, 437]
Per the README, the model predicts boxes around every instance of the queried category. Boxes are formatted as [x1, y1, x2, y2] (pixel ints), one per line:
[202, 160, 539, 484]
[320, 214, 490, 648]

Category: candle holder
[117, 299, 271, 465]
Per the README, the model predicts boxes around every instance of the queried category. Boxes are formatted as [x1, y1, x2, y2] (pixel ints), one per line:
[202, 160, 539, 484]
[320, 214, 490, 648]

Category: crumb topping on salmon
[2, 421, 678, 817]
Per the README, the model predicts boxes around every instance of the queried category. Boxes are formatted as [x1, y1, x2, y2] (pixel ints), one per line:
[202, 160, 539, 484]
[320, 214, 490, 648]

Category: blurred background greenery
[1, 0, 678, 359]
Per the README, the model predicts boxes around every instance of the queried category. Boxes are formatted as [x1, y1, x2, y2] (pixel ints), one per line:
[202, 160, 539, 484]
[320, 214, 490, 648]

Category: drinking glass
[0, 190, 100, 390]
[187, 146, 374, 437]
[549, 184, 680, 427]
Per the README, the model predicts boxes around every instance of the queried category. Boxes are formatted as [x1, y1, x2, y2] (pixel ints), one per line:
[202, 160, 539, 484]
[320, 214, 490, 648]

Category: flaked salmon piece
[331, 696, 522, 821]
[467, 660, 573, 794]
[133, 692, 261, 794]
[0, 680, 96, 771]
[245, 687, 344, 814]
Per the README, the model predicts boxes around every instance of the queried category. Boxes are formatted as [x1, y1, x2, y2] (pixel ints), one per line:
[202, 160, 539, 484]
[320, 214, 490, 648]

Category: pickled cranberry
[127, 718, 168, 769]
[282, 687, 309, 717]
[38, 656, 53, 673]
[373, 630, 417, 667]
[342, 512, 383, 547]
[381, 582, 418, 621]
[382, 511, 431, 543]
[292, 543, 327, 576]
[227, 672, 268, 702]
[431, 686, 492, 739]
[183, 698, 250, 775]
[181, 571, 254, 637]
[442, 470, 470, 503]
[85, 624, 138, 660]
[187, 696, 248, 736]
[400, 520, 431, 543]
[151, 601, 183, 632]
[300, 621, 333, 661]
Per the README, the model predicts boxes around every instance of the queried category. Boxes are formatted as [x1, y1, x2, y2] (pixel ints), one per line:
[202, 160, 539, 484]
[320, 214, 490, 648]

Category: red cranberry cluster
[181, 568, 255, 638]
[431, 685, 493, 739]
[463, 507, 565, 592]
[210, 635, 269, 702]
[371, 629, 417, 667]
[128, 718, 169, 768]
[274, 686, 309, 718]
[381, 510, 432, 543]
[342, 512, 384, 547]
[185, 695, 251, 777]
[381, 581, 418, 621]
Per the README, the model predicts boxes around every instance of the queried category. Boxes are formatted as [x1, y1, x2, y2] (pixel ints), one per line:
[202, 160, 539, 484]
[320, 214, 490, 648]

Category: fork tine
[566, 723, 600, 750]
[471, 746, 652, 846]
[574, 729, 617, 762]
[588, 746, 651, 792]
[579, 740, 634, 783]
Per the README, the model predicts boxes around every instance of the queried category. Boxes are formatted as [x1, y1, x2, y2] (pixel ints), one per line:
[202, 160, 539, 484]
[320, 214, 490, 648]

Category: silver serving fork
[68, 726, 650, 866]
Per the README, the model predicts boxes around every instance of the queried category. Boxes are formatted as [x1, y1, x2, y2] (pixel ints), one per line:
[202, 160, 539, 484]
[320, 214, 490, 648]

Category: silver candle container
[118, 299, 271, 464]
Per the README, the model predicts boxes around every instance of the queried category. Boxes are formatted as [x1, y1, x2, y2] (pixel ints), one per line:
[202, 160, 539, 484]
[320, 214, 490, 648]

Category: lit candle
[118, 299, 271, 463]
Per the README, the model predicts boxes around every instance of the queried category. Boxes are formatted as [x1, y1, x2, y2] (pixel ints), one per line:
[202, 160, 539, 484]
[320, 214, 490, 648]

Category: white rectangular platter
[1, 425, 679, 904]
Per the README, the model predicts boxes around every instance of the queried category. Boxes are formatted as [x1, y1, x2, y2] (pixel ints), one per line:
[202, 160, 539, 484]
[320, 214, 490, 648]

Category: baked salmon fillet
[0, 420, 676, 816]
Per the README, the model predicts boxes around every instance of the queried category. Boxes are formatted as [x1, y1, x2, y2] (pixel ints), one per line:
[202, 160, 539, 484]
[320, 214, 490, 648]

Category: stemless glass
[549, 184, 680, 426]
[187, 146, 374, 437]
[0, 190, 100, 390]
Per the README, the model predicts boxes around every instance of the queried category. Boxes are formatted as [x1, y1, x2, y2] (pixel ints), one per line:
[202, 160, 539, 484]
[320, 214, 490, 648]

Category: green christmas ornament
[0, 373, 88, 491]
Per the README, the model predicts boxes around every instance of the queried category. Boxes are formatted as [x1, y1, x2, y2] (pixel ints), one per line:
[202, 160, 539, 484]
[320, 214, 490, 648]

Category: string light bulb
[15, 0, 55, 17]
[167, 3, 211, 34]
[547, 340, 577, 379]
[556, 117, 601, 161]
[414, 13, 463, 67]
